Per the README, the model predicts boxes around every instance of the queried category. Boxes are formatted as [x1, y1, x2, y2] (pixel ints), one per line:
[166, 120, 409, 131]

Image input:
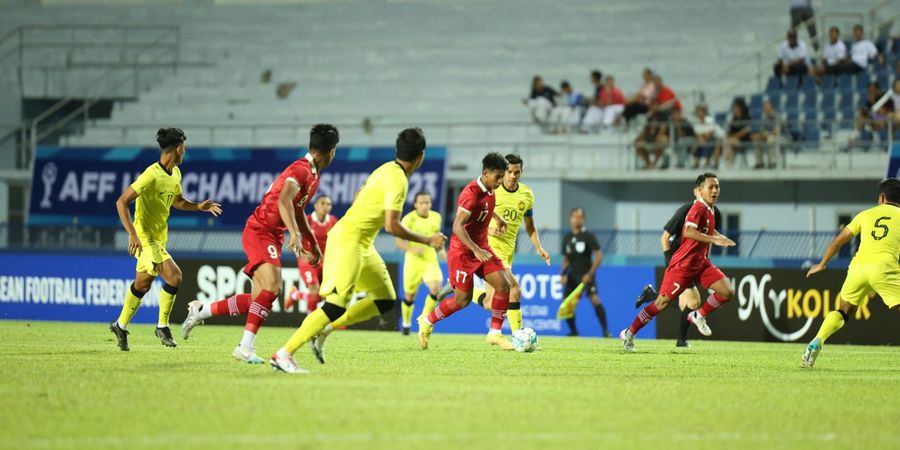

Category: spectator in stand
[580, 70, 605, 132]
[724, 98, 752, 167]
[559, 80, 588, 132]
[524, 75, 561, 132]
[811, 26, 847, 82]
[849, 82, 888, 149]
[790, 0, 818, 51]
[655, 109, 695, 169]
[888, 79, 900, 125]
[774, 30, 810, 88]
[691, 105, 724, 169]
[622, 68, 657, 125]
[846, 24, 883, 74]
[583, 74, 625, 131]
[634, 76, 682, 169]
[751, 99, 782, 169]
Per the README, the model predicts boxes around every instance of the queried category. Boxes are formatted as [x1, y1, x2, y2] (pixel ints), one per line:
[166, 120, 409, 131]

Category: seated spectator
[580, 70, 606, 132]
[724, 99, 752, 167]
[634, 76, 683, 169]
[845, 24, 883, 74]
[622, 68, 656, 125]
[751, 100, 782, 169]
[656, 109, 695, 169]
[810, 26, 847, 81]
[774, 30, 810, 88]
[582, 74, 625, 131]
[524, 75, 561, 131]
[691, 105, 724, 169]
[559, 80, 588, 132]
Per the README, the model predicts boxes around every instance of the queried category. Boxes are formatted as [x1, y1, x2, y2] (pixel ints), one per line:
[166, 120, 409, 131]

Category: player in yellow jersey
[396, 191, 446, 335]
[477, 154, 550, 332]
[270, 128, 447, 374]
[109, 128, 222, 351]
[803, 178, 900, 368]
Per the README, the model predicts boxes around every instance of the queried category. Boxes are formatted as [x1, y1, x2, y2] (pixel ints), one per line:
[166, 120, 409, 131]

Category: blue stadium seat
[784, 92, 799, 112]
[821, 108, 836, 135]
[838, 91, 854, 110]
[767, 92, 782, 108]
[821, 74, 836, 90]
[838, 74, 852, 91]
[855, 73, 870, 90]
[820, 91, 836, 112]
[839, 108, 856, 130]
[714, 112, 728, 125]
[802, 92, 816, 110]
[803, 122, 820, 148]
[765, 76, 781, 93]
[749, 94, 763, 110]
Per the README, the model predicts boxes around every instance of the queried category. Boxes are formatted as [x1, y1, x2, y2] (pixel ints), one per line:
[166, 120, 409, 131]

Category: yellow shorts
[493, 248, 514, 272]
[403, 258, 443, 294]
[319, 239, 395, 306]
[135, 238, 171, 276]
[840, 262, 900, 309]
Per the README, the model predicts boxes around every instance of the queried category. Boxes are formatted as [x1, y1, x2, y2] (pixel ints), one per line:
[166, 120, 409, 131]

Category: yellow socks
[283, 307, 331, 354]
[401, 299, 414, 328]
[507, 303, 523, 331]
[158, 284, 178, 328]
[815, 310, 846, 343]
[116, 284, 145, 329]
[330, 298, 381, 329]
[421, 294, 438, 318]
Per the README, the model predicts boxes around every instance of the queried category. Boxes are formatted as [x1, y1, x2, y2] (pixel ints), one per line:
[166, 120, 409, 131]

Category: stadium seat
[802, 92, 816, 110]
[855, 73, 870, 90]
[838, 74, 852, 91]
[821, 74, 836, 90]
[765, 76, 781, 94]
[749, 94, 763, 110]
[784, 92, 799, 112]
[820, 91, 836, 112]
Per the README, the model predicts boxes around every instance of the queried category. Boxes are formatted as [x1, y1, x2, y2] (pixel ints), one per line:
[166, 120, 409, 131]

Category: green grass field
[1, 320, 898, 450]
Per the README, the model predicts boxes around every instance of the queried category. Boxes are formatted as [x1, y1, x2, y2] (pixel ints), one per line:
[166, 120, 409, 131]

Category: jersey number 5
[873, 217, 890, 241]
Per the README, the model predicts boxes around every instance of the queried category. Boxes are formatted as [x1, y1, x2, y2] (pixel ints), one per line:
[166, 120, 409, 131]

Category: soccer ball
[512, 327, 539, 353]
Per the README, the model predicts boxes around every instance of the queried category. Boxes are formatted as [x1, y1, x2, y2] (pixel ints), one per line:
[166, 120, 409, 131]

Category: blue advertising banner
[0, 253, 163, 323]
[29, 146, 447, 229]
[400, 262, 655, 338]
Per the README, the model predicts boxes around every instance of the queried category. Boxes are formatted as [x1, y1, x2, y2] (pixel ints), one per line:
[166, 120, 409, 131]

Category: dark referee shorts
[664, 251, 702, 293]
[565, 272, 597, 298]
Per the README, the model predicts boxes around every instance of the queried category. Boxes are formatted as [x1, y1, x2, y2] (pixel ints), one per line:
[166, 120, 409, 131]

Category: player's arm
[683, 223, 735, 247]
[524, 215, 550, 265]
[492, 212, 508, 235]
[451, 207, 492, 262]
[277, 180, 317, 262]
[384, 210, 445, 249]
[660, 230, 671, 253]
[115, 186, 142, 257]
[172, 194, 221, 216]
[394, 237, 423, 255]
[807, 227, 855, 277]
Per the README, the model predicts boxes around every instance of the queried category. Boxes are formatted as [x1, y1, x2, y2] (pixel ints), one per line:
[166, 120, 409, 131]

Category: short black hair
[590, 70, 602, 81]
[560, 80, 571, 89]
[570, 207, 585, 216]
[829, 26, 840, 34]
[482, 152, 508, 172]
[156, 127, 185, 151]
[853, 24, 864, 32]
[879, 178, 900, 203]
[309, 124, 339, 153]
[314, 194, 331, 203]
[396, 127, 426, 162]
[413, 191, 432, 202]
[505, 153, 523, 167]
[694, 172, 718, 189]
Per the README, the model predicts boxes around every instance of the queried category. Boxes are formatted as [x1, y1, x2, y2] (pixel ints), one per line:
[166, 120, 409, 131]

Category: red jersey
[669, 200, 716, 268]
[450, 177, 495, 252]
[304, 212, 337, 253]
[656, 85, 682, 111]
[248, 154, 319, 235]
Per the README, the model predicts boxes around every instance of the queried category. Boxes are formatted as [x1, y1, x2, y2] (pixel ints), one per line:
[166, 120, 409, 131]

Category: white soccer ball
[512, 327, 539, 353]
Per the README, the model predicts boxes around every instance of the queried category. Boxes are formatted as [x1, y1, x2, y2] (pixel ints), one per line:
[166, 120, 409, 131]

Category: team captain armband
[524, 209, 533, 217]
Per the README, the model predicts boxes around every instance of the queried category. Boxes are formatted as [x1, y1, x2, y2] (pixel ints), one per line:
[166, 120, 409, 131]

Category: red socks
[306, 292, 321, 311]
[427, 298, 463, 324]
[210, 293, 251, 316]
[698, 293, 729, 318]
[245, 290, 276, 333]
[490, 291, 510, 331]
[628, 303, 660, 334]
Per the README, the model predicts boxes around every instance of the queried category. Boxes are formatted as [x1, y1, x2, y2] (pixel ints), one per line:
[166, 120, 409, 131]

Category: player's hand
[489, 226, 502, 237]
[198, 199, 222, 217]
[581, 273, 593, 285]
[712, 235, 736, 247]
[288, 233, 303, 256]
[536, 246, 551, 266]
[474, 247, 492, 262]
[559, 275, 568, 286]
[307, 244, 322, 266]
[127, 233, 142, 257]
[806, 262, 826, 278]
[495, 217, 508, 236]
[413, 247, 425, 256]
[427, 233, 447, 249]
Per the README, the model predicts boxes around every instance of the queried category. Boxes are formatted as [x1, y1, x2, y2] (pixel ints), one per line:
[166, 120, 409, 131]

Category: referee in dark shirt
[560, 207, 610, 337]
[635, 190, 722, 347]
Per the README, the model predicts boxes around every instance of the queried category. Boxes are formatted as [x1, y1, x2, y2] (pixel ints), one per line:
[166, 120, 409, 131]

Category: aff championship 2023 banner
[28, 146, 447, 229]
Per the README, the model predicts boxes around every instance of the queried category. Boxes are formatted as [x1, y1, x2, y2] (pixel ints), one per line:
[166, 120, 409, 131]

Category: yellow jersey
[401, 210, 442, 264]
[131, 162, 182, 242]
[330, 161, 408, 248]
[847, 203, 900, 266]
[488, 181, 535, 258]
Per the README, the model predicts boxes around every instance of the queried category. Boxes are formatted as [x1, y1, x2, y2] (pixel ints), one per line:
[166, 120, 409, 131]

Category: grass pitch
[0, 320, 898, 450]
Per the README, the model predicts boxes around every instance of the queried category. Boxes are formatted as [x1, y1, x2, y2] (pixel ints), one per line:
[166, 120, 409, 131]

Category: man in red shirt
[417, 152, 513, 350]
[635, 75, 683, 169]
[181, 124, 340, 363]
[285, 194, 337, 312]
[620, 173, 736, 352]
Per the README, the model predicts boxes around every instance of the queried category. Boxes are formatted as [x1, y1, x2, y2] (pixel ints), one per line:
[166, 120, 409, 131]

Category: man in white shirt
[691, 105, 724, 169]
[847, 24, 883, 74]
[790, 0, 818, 52]
[811, 26, 847, 81]
[773, 30, 810, 88]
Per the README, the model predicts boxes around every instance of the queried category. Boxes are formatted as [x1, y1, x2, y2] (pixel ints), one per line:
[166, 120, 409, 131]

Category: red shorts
[298, 261, 322, 287]
[660, 258, 725, 300]
[447, 246, 506, 292]
[241, 221, 284, 277]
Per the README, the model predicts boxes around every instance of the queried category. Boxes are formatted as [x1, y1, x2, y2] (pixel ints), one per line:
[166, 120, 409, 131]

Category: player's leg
[621, 269, 682, 351]
[585, 283, 610, 337]
[418, 264, 443, 321]
[482, 268, 514, 350]
[676, 286, 701, 347]
[228, 263, 281, 363]
[110, 268, 156, 351]
[504, 272, 524, 332]
[688, 264, 733, 336]
[563, 276, 581, 336]
[419, 252, 478, 349]
[154, 257, 182, 347]
[401, 262, 424, 335]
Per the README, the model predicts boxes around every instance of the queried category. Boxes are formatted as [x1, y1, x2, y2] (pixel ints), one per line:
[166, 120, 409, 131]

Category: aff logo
[735, 273, 871, 342]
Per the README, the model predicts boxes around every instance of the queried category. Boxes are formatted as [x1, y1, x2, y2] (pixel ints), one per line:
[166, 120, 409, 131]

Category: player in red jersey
[285, 195, 337, 312]
[180, 124, 340, 363]
[417, 152, 515, 350]
[620, 173, 736, 352]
